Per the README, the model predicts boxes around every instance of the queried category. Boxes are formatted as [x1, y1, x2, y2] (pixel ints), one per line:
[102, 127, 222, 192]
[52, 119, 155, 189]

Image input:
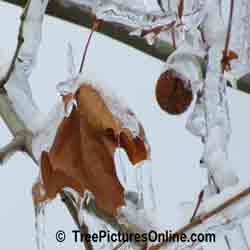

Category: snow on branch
[4, 0, 250, 95]
[152, 183, 250, 250]
[1, 1, 250, 250]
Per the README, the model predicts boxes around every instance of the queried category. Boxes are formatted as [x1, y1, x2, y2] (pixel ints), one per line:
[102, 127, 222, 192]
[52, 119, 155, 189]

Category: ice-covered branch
[152, 184, 250, 250]
[0, 1, 94, 249]
[60, 191, 93, 250]
[0, 0, 31, 88]
[0, 3, 155, 249]
[3, 0, 250, 94]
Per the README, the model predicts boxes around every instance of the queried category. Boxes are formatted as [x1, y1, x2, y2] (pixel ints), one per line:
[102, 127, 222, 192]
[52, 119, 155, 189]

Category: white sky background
[0, 1, 250, 250]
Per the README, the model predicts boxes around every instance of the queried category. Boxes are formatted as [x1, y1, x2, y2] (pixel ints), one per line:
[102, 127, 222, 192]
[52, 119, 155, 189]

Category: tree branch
[0, 0, 94, 249]
[1, 2, 250, 250]
[3, 0, 250, 94]
[0, 130, 29, 164]
[60, 191, 93, 250]
[151, 186, 250, 250]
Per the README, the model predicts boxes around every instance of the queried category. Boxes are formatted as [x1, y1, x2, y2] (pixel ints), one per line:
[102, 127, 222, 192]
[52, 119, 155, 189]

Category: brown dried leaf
[37, 84, 149, 216]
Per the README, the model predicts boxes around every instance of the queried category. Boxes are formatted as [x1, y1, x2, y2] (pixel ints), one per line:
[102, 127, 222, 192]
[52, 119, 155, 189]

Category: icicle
[32, 177, 47, 250]
[114, 148, 129, 189]
[34, 202, 46, 250]
[186, 93, 206, 138]
[225, 224, 250, 250]
[114, 146, 156, 212]
[135, 165, 144, 209]
[134, 159, 157, 211]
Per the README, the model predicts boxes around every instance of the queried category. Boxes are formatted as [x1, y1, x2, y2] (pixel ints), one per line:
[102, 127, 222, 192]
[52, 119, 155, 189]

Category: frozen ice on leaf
[56, 44, 80, 117]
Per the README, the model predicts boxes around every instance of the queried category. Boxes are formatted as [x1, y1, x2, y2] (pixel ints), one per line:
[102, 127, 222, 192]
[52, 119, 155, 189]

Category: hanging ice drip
[32, 178, 47, 250]
[115, 121, 157, 212]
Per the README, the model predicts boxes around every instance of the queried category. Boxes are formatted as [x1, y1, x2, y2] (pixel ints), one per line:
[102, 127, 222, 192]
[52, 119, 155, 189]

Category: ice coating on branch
[93, 0, 162, 15]
[185, 1, 240, 192]
[163, 42, 205, 83]
[173, 183, 250, 250]
[78, 206, 115, 250]
[203, 57, 238, 190]
[202, 0, 227, 47]
[117, 198, 162, 235]
[32, 102, 65, 161]
[187, 51, 239, 192]
[199, 182, 250, 219]
[66, 188, 115, 250]
[188, 70, 238, 191]
[4, 0, 49, 133]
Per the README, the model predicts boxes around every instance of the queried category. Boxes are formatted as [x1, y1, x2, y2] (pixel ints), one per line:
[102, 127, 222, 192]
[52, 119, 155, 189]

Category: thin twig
[178, 0, 185, 20]
[60, 191, 93, 250]
[224, 235, 232, 250]
[112, 242, 125, 250]
[157, 0, 166, 13]
[190, 189, 204, 222]
[171, 27, 176, 49]
[221, 0, 234, 73]
[79, 19, 101, 73]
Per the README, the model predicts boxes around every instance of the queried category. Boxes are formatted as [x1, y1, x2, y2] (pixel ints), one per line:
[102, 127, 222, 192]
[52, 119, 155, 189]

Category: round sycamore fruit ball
[155, 69, 193, 115]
